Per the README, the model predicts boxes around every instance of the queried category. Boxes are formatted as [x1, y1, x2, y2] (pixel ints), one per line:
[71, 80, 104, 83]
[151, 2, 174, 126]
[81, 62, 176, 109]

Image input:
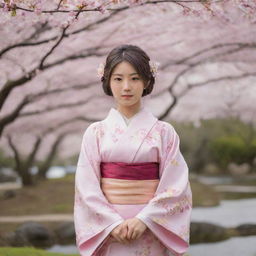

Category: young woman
[74, 44, 192, 256]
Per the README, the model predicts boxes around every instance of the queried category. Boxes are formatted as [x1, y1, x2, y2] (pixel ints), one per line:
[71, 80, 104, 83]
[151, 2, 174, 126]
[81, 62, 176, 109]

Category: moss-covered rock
[190, 222, 230, 244]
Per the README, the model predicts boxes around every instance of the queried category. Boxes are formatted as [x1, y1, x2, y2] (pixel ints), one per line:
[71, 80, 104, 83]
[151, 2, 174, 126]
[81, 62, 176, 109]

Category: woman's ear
[144, 80, 150, 90]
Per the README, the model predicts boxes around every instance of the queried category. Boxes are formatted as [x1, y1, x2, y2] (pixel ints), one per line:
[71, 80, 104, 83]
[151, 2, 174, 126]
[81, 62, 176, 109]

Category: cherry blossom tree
[0, 0, 255, 185]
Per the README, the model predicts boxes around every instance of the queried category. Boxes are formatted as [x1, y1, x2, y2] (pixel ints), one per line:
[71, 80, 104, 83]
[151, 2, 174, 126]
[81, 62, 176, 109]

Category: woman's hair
[101, 44, 155, 97]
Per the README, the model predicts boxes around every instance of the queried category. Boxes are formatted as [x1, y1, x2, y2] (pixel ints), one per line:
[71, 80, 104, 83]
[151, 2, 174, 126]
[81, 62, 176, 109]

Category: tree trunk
[20, 168, 34, 186]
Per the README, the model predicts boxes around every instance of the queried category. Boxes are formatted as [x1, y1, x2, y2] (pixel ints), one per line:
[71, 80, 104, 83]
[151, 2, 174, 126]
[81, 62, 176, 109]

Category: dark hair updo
[101, 44, 155, 97]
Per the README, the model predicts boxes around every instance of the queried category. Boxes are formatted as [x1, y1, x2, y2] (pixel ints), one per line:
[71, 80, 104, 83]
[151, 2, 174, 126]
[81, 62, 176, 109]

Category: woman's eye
[114, 77, 139, 81]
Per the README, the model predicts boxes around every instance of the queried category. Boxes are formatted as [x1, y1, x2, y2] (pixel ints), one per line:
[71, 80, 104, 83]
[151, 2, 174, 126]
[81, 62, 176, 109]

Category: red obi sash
[100, 162, 159, 180]
[100, 162, 160, 205]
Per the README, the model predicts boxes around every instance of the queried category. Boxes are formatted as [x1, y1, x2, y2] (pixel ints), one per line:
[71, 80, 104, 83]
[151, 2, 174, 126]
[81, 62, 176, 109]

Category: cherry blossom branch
[38, 7, 83, 70]
[41, 115, 100, 135]
[154, 41, 256, 119]
[0, 7, 127, 57]
[20, 95, 99, 117]
[0, 0, 208, 14]
[0, 95, 31, 137]
[0, 7, 121, 110]
[159, 71, 256, 120]
[179, 72, 256, 97]
[2, 0, 254, 22]
[0, 45, 103, 111]
[155, 42, 256, 100]
[161, 42, 256, 69]
[0, 81, 98, 136]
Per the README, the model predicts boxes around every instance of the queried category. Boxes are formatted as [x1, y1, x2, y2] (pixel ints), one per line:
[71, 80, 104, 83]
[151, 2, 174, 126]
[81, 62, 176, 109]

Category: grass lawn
[0, 247, 78, 256]
[0, 174, 75, 216]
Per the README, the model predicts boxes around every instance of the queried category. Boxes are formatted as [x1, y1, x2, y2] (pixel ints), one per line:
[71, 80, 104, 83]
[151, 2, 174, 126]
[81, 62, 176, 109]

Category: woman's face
[110, 61, 146, 109]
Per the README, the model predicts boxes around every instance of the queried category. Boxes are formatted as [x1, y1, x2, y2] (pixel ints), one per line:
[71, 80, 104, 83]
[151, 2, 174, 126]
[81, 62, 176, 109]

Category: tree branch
[6, 134, 21, 172]
[20, 95, 99, 117]
[159, 71, 256, 120]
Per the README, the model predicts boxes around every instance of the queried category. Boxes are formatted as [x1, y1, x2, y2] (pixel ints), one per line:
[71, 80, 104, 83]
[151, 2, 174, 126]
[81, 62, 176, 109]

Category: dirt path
[0, 214, 73, 222]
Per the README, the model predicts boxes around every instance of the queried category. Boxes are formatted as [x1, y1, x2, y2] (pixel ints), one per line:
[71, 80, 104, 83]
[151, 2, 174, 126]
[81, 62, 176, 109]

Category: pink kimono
[74, 107, 192, 256]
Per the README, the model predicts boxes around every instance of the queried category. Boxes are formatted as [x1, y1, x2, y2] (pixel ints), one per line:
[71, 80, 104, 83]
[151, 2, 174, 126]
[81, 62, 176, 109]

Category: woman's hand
[110, 218, 147, 244]
[110, 222, 130, 244]
[123, 217, 147, 241]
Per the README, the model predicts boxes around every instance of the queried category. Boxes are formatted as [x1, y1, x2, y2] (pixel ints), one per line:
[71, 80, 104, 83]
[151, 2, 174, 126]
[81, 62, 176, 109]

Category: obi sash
[100, 162, 160, 205]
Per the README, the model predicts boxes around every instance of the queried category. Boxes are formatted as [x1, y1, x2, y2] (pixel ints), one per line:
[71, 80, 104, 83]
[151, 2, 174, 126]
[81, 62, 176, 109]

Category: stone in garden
[12, 221, 55, 247]
[235, 224, 256, 236]
[190, 222, 229, 244]
[54, 222, 75, 243]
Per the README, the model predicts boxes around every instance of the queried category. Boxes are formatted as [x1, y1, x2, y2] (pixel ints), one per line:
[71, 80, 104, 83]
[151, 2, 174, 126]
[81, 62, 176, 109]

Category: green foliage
[0, 247, 78, 256]
[209, 136, 256, 169]
[170, 117, 256, 174]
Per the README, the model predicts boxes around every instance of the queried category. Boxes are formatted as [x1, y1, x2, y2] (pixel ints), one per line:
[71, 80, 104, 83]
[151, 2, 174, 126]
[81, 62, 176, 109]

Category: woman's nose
[123, 80, 131, 90]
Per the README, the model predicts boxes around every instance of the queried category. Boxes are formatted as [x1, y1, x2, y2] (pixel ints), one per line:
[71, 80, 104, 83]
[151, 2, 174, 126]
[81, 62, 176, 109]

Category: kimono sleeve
[135, 124, 192, 256]
[74, 123, 124, 256]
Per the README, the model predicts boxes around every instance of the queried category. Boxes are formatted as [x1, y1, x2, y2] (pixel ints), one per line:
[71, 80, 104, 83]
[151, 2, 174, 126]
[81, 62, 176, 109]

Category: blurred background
[0, 1, 256, 255]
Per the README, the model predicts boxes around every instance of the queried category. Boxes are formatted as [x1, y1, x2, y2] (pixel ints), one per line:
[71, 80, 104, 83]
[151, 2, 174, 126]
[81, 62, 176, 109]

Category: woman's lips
[122, 95, 133, 98]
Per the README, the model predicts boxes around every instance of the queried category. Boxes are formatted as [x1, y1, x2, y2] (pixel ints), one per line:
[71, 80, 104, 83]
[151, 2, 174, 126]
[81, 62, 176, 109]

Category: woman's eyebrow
[112, 73, 139, 76]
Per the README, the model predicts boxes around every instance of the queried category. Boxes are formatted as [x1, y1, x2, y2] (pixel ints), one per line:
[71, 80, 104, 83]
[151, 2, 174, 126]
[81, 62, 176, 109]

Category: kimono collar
[103, 106, 158, 162]
[105, 106, 156, 129]
[115, 106, 144, 125]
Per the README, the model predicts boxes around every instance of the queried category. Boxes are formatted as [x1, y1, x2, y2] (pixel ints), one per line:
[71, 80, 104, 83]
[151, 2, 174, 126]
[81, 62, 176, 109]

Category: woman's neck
[116, 103, 142, 119]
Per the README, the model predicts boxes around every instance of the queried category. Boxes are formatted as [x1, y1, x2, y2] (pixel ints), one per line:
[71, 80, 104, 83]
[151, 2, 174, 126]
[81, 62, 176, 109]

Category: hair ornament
[149, 61, 160, 78]
[97, 62, 105, 78]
